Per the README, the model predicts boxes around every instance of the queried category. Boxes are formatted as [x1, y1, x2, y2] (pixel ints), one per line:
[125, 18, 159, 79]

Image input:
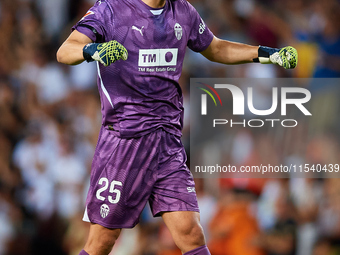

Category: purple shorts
[83, 127, 199, 229]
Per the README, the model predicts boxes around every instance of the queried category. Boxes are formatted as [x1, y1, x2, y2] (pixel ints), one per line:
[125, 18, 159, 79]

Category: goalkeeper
[59, 37, 297, 69]
[56, 1, 298, 255]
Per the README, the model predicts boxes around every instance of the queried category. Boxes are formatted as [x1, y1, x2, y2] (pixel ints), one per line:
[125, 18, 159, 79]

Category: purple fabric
[184, 245, 211, 255]
[78, 250, 89, 255]
[83, 127, 199, 228]
[72, 0, 214, 138]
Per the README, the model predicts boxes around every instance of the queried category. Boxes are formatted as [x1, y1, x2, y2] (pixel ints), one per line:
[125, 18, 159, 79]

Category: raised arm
[57, 30, 93, 65]
[201, 36, 298, 69]
[57, 30, 128, 66]
[201, 37, 258, 65]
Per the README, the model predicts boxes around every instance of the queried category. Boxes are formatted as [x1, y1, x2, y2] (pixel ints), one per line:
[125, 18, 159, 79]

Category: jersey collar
[134, 0, 168, 17]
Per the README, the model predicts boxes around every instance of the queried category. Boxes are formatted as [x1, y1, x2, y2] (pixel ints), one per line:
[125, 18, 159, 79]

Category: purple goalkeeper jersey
[73, 0, 214, 138]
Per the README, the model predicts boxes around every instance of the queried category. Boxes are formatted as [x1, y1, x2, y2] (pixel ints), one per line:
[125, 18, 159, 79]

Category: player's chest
[113, 14, 189, 54]
[109, 9, 190, 74]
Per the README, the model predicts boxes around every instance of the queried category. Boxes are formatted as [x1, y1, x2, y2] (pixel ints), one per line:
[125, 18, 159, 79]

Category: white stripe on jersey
[97, 62, 114, 108]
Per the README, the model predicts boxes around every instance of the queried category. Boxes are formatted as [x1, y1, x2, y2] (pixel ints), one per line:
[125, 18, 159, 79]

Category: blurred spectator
[312, 2, 340, 78]
[0, 191, 16, 254]
[51, 132, 87, 220]
[195, 178, 217, 242]
[18, 47, 70, 106]
[35, 0, 69, 40]
[312, 238, 334, 255]
[13, 120, 56, 220]
[208, 189, 264, 255]
[259, 185, 297, 255]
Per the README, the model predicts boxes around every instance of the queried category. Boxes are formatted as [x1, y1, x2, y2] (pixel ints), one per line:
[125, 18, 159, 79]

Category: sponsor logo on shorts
[100, 204, 110, 218]
[187, 187, 196, 193]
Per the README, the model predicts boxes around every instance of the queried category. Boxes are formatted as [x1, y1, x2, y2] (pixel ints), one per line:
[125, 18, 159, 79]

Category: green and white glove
[83, 40, 128, 67]
[254, 46, 298, 69]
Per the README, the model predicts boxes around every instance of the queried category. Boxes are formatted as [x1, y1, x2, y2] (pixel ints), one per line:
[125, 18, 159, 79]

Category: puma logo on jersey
[132, 26, 144, 36]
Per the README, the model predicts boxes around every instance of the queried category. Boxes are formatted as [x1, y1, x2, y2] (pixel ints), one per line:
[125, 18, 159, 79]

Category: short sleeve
[186, 3, 214, 52]
[72, 0, 114, 43]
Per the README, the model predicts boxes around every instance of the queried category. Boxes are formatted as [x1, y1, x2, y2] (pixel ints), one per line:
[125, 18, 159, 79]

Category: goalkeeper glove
[83, 40, 128, 67]
[254, 46, 298, 69]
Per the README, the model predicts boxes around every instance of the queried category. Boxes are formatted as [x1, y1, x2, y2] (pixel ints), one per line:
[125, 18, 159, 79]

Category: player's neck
[141, 0, 166, 8]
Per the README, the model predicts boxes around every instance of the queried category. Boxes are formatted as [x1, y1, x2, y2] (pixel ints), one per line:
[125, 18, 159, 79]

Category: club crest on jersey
[100, 204, 110, 218]
[174, 23, 183, 40]
[81, 11, 94, 21]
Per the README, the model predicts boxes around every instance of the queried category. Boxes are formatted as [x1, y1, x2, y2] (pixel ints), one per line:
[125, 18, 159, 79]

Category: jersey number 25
[96, 177, 122, 204]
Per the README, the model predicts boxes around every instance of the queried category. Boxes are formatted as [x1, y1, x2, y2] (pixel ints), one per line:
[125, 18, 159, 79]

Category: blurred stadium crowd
[0, 0, 340, 254]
